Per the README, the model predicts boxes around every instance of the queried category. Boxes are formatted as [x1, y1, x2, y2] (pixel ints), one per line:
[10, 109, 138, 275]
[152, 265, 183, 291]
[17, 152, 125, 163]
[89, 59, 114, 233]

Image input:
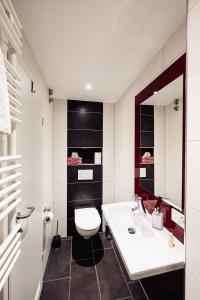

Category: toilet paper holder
[16, 206, 35, 220]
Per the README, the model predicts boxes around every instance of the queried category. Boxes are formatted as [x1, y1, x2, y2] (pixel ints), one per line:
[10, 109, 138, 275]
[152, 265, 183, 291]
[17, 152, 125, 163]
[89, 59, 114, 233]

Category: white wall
[53, 99, 67, 237]
[9, 35, 53, 300]
[53, 101, 115, 236]
[115, 22, 186, 203]
[186, 0, 200, 298]
[103, 104, 115, 204]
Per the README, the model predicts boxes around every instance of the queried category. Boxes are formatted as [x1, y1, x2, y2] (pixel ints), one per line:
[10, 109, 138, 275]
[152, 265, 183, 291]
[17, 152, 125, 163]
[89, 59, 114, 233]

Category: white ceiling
[144, 75, 183, 106]
[13, 0, 186, 103]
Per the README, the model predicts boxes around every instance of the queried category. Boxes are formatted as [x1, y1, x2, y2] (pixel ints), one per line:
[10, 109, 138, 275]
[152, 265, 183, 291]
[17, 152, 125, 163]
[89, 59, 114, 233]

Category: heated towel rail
[0, 0, 23, 293]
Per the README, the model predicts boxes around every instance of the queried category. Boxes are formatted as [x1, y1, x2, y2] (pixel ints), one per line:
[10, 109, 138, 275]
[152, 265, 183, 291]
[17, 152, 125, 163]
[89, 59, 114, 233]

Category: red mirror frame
[135, 54, 186, 243]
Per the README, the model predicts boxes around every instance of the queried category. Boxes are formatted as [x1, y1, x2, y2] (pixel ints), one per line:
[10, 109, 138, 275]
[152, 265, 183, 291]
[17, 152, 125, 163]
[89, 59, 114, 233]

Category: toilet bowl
[75, 208, 101, 239]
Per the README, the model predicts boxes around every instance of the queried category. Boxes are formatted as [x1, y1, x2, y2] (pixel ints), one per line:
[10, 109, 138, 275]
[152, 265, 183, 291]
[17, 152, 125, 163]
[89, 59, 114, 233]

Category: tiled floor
[40, 233, 184, 300]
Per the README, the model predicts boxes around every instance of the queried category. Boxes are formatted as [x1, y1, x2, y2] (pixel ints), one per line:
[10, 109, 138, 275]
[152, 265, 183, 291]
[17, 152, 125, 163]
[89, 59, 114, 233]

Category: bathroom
[0, 0, 199, 299]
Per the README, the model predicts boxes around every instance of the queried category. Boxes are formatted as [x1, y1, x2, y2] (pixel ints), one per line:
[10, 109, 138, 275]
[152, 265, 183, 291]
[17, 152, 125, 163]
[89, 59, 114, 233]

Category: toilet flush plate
[78, 169, 93, 180]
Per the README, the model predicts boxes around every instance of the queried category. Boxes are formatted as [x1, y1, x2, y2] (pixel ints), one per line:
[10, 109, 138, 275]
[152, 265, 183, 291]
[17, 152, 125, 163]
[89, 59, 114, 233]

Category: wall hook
[31, 80, 36, 93]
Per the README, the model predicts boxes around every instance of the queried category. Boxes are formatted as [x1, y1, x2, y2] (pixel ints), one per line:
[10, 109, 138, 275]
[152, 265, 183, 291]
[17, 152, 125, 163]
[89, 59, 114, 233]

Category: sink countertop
[102, 201, 185, 280]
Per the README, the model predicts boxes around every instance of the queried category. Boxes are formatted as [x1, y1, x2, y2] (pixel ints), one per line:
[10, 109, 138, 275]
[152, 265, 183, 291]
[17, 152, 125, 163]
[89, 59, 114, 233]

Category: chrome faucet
[131, 194, 146, 215]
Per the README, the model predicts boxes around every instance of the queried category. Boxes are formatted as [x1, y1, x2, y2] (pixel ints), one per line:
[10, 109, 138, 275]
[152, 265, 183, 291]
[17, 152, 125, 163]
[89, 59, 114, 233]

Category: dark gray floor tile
[70, 259, 100, 300]
[128, 281, 147, 300]
[112, 241, 131, 283]
[72, 234, 93, 261]
[40, 278, 69, 300]
[92, 232, 112, 251]
[94, 248, 131, 300]
[44, 239, 71, 281]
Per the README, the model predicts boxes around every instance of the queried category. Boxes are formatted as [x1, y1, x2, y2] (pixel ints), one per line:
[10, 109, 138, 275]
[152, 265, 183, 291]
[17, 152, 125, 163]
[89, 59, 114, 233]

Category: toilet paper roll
[43, 211, 54, 224]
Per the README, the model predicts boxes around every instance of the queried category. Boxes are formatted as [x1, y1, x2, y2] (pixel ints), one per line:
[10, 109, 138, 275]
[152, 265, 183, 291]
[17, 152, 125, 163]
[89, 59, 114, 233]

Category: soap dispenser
[152, 207, 163, 230]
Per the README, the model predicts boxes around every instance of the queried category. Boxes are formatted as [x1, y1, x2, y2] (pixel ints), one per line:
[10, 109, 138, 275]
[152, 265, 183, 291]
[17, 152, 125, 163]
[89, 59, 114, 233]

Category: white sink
[102, 201, 185, 280]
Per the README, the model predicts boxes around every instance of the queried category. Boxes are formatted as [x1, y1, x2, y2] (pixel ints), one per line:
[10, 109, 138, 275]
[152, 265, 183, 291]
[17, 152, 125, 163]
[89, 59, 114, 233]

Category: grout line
[91, 238, 102, 300]
[68, 239, 72, 300]
[138, 280, 150, 300]
[43, 276, 70, 283]
[93, 246, 113, 251]
[116, 297, 132, 300]
[112, 243, 132, 299]
[71, 257, 94, 263]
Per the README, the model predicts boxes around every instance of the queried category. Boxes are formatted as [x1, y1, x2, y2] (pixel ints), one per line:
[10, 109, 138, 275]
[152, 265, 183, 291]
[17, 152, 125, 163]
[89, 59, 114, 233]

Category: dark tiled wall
[67, 100, 103, 236]
[140, 105, 154, 194]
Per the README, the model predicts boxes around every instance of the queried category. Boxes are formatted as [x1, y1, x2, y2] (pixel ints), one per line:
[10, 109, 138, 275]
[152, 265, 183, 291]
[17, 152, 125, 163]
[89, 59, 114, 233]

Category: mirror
[139, 75, 183, 210]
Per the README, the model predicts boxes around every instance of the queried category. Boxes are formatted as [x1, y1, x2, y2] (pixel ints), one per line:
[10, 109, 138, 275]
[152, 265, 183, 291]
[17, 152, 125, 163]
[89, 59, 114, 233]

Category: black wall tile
[67, 100, 103, 237]
[67, 218, 76, 237]
[141, 115, 154, 132]
[68, 111, 103, 130]
[140, 164, 154, 179]
[68, 182, 102, 201]
[68, 100, 103, 113]
[141, 132, 154, 147]
[68, 165, 102, 183]
[68, 130, 103, 147]
[141, 105, 154, 115]
[140, 179, 154, 194]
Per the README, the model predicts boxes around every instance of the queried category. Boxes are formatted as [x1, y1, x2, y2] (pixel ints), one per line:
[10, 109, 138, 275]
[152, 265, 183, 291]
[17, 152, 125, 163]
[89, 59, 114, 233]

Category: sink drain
[128, 227, 136, 234]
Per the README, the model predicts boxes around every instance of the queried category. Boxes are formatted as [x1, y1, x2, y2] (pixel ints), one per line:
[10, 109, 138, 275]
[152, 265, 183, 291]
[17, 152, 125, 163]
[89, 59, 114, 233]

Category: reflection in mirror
[139, 75, 183, 210]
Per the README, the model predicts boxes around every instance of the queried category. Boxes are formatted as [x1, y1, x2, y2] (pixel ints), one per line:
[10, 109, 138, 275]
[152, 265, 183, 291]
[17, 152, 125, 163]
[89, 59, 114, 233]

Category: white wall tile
[54, 128, 67, 147]
[186, 207, 200, 281]
[53, 147, 66, 166]
[53, 110, 67, 129]
[186, 270, 200, 300]
[103, 164, 114, 182]
[103, 113, 114, 131]
[103, 103, 114, 114]
[189, 0, 200, 11]
[188, 1, 200, 75]
[54, 183, 67, 202]
[54, 99, 67, 111]
[53, 166, 66, 183]
[103, 182, 114, 199]
[103, 147, 115, 166]
[187, 70, 200, 140]
[103, 130, 114, 147]
[187, 141, 200, 211]
[164, 22, 186, 68]
[53, 201, 67, 220]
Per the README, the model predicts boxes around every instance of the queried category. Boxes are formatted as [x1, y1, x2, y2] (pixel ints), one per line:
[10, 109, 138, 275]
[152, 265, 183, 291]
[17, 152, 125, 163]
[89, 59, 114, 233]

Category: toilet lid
[75, 208, 101, 231]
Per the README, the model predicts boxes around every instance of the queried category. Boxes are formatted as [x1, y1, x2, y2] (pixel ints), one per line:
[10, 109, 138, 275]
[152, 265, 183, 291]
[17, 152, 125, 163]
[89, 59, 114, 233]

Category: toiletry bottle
[168, 232, 175, 248]
[152, 207, 164, 230]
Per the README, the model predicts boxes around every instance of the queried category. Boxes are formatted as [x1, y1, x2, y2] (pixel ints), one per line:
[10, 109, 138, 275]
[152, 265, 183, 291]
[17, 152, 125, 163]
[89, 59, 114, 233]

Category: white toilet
[75, 207, 101, 239]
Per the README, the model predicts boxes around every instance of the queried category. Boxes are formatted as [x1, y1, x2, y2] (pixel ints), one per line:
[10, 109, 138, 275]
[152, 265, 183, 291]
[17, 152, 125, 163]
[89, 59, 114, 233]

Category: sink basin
[102, 201, 185, 280]
[110, 205, 154, 240]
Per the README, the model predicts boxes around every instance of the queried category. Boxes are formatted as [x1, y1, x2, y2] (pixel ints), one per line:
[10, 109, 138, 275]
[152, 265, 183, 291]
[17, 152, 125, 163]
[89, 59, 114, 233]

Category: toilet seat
[75, 208, 101, 231]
